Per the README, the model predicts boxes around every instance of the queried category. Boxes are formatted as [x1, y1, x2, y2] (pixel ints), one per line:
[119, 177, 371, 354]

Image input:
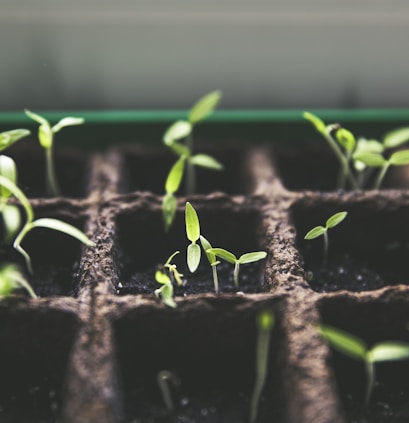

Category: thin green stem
[45, 146, 60, 197]
[323, 230, 329, 265]
[13, 223, 34, 274]
[364, 360, 375, 408]
[211, 263, 219, 294]
[17, 278, 37, 299]
[374, 163, 390, 190]
[234, 261, 240, 288]
[157, 370, 180, 411]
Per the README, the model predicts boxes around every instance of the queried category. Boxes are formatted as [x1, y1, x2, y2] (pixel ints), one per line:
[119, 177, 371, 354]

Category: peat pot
[1, 109, 409, 423]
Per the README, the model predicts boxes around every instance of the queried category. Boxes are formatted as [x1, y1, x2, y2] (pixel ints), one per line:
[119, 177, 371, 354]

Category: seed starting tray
[2, 134, 409, 423]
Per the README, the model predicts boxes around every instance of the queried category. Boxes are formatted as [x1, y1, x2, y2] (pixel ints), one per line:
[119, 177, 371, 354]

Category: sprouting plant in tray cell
[25, 109, 84, 197]
[162, 91, 223, 230]
[304, 111, 409, 190]
[200, 235, 220, 294]
[319, 324, 409, 407]
[0, 174, 95, 274]
[163, 251, 184, 287]
[250, 309, 275, 423]
[0, 263, 37, 299]
[185, 201, 202, 273]
[154, 269, 177, 309]
[157, 370, 181, 411]
[304, 211, 347, 265]
[206, 247, 267, 289]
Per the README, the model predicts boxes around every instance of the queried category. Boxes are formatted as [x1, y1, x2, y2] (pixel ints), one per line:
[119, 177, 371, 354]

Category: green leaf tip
[383, 127, 409, 149]
[257, 310, 275, 331]
[303, 111, 326, 134]
[163, 120, 192, 146]
[188, 90, 222, 124]
[326, 211, 348, 229]
[304, 226, 326, 240]
[238, 251, 267, 264]
[185, 202, 200, 242]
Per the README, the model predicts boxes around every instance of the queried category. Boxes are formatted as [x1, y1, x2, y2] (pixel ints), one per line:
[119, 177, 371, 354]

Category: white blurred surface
[1, 1, 409, 110]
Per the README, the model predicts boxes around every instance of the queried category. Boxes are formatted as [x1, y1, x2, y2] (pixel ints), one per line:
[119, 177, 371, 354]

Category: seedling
[154, 270, 177, 309]
[319, 324, 409, 407]
[304, 211, 347, 265]
[25, 109, 84, 197]
[0, 175, 95, 274]
[157, 370, 181, 411]
[200, 235, 220, 293]
[162, 91, 223, 230]
[207, 248, 267, 288]
[0, 128, 30, 151]
[0, 263, 37, 299]
[250, 309, 275, 423]
[0, 156, 21, 243]
[163, 251, 184, 286]
[185, 202, 201, 273]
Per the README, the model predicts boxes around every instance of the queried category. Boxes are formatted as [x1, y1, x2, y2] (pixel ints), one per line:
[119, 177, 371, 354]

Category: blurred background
[1, 0, 409, 111]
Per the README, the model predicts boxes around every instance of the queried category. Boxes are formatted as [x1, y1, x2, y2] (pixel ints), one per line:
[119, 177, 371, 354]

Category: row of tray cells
[8, 196, 409, 299]
[0, 297, 408, 422]
[9, 139, 409, 200]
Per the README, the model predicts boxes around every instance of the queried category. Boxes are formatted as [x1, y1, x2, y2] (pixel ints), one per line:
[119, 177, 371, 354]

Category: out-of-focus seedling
[163, 251, 184, 287]
[250, 309, 275, 423]
[319, 324, 409, 407]
[162, 91, 223, 230]
[185, 202, 201, 273]
[0, 128, 30, 151]
[207, 247, 267, 288]
[154, 270, 177, 308]
[0, 263, 37, 299]
[304, 211, 347, 265]
[0, 175, 95, 274]
[25, 109, 84, 197]
[157, 370, 181, 411]
[200, 235, 220, 293]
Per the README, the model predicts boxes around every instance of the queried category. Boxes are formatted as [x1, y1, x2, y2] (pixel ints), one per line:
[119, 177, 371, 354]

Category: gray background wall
[1, 1, 409, 110]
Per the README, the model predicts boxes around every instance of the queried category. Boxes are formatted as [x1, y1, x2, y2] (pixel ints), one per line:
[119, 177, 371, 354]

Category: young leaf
[25, 109, 49, 126]
[207, 248, 237, 264]
[185, 202, 200, 242]
[165, 157, 186, 194]
[319, 325, 367, 360]
[200, 235, 216, 264]
[2, 204, 21, 243]
[368, 342, 409, 363]
[52, 117, 84, 133]
[188, 90, 222, 124]
[353, 152, 386, 167]
[160, 283, 177, 308]
[190, 154, 223, 170]
[169, 142, 190, 158]
[187, 243, 201, 273]
[238, 251, 267, 264]
[163, 193, 177, 232]
[304, 226, 326, 240]
[389, 150, 409, 166]
[326, 211, 348, 229]
[383, 127, 409, 149]
[0, 155, 17, 198]
[336, 128, 356, 152]
[38, 123, 53, 149]
[155, 270, 171, 285]
[0, 129, 30, 151]
[303, 111, 326, 134]
[30, 218, 95, 247]
[163, 120, 192, 146]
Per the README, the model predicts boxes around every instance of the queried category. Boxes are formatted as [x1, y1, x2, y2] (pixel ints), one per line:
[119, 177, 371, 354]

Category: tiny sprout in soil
[0, 174, 95, 275]
[200, 235, 220, 294]
[157, 370, 181, 412]
[250, 309, 274, 423]
[304, 211, 347, 265]
[304, 111, 409, 190]
[0, 263, 36, 299]
[207, 248, 267, 289]
[185, 202, 201, 273]
[162, 91, 223, 230]
[319, 324, 409, 407]
[25, 109, 84, 197]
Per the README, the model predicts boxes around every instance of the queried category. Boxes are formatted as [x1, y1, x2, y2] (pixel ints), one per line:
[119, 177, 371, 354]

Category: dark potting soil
[124, 385, 278, 423]
[117, 261, 266, 296]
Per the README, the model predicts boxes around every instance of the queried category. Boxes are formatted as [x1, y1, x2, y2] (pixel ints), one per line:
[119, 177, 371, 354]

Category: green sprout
[200, 235, 220, 294]
[0, 156, 21, 243]
[162, 91, 223, 230]
[157, 370, 181, 411]
[154, 270, 177, 308]
[25, 109, 84, 197]
[250, 309, 274, 423]
[163, 251, 184, 286]
[0, 175, 95, 274]
[304, 211, 347, 265]
[319, 324, 409, 407]
[207, 248, 267, 289]
[0, 263, 37, 299]
[185, 202, 201, 273]
[0, 128, 30, 151]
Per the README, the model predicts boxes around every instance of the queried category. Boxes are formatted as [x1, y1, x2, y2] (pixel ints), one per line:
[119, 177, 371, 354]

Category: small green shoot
[304, 211, 347, 265]
[163, 251, 184, 286]
[154, 270, 177, 308]
[319, 324, 409, 407]
[0, 175, 95, 274]
[25, 109, 84, 197]
[200, 235, 220, 294]
[0, 156, 21, 243]
[0, 128, 30, 151]
[157, 370, 181, 411]
[250, 310, 274, 423]
[185, 202, 201, 273]
[207, 248, 267, 288]
[0, 263, 37, 299]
